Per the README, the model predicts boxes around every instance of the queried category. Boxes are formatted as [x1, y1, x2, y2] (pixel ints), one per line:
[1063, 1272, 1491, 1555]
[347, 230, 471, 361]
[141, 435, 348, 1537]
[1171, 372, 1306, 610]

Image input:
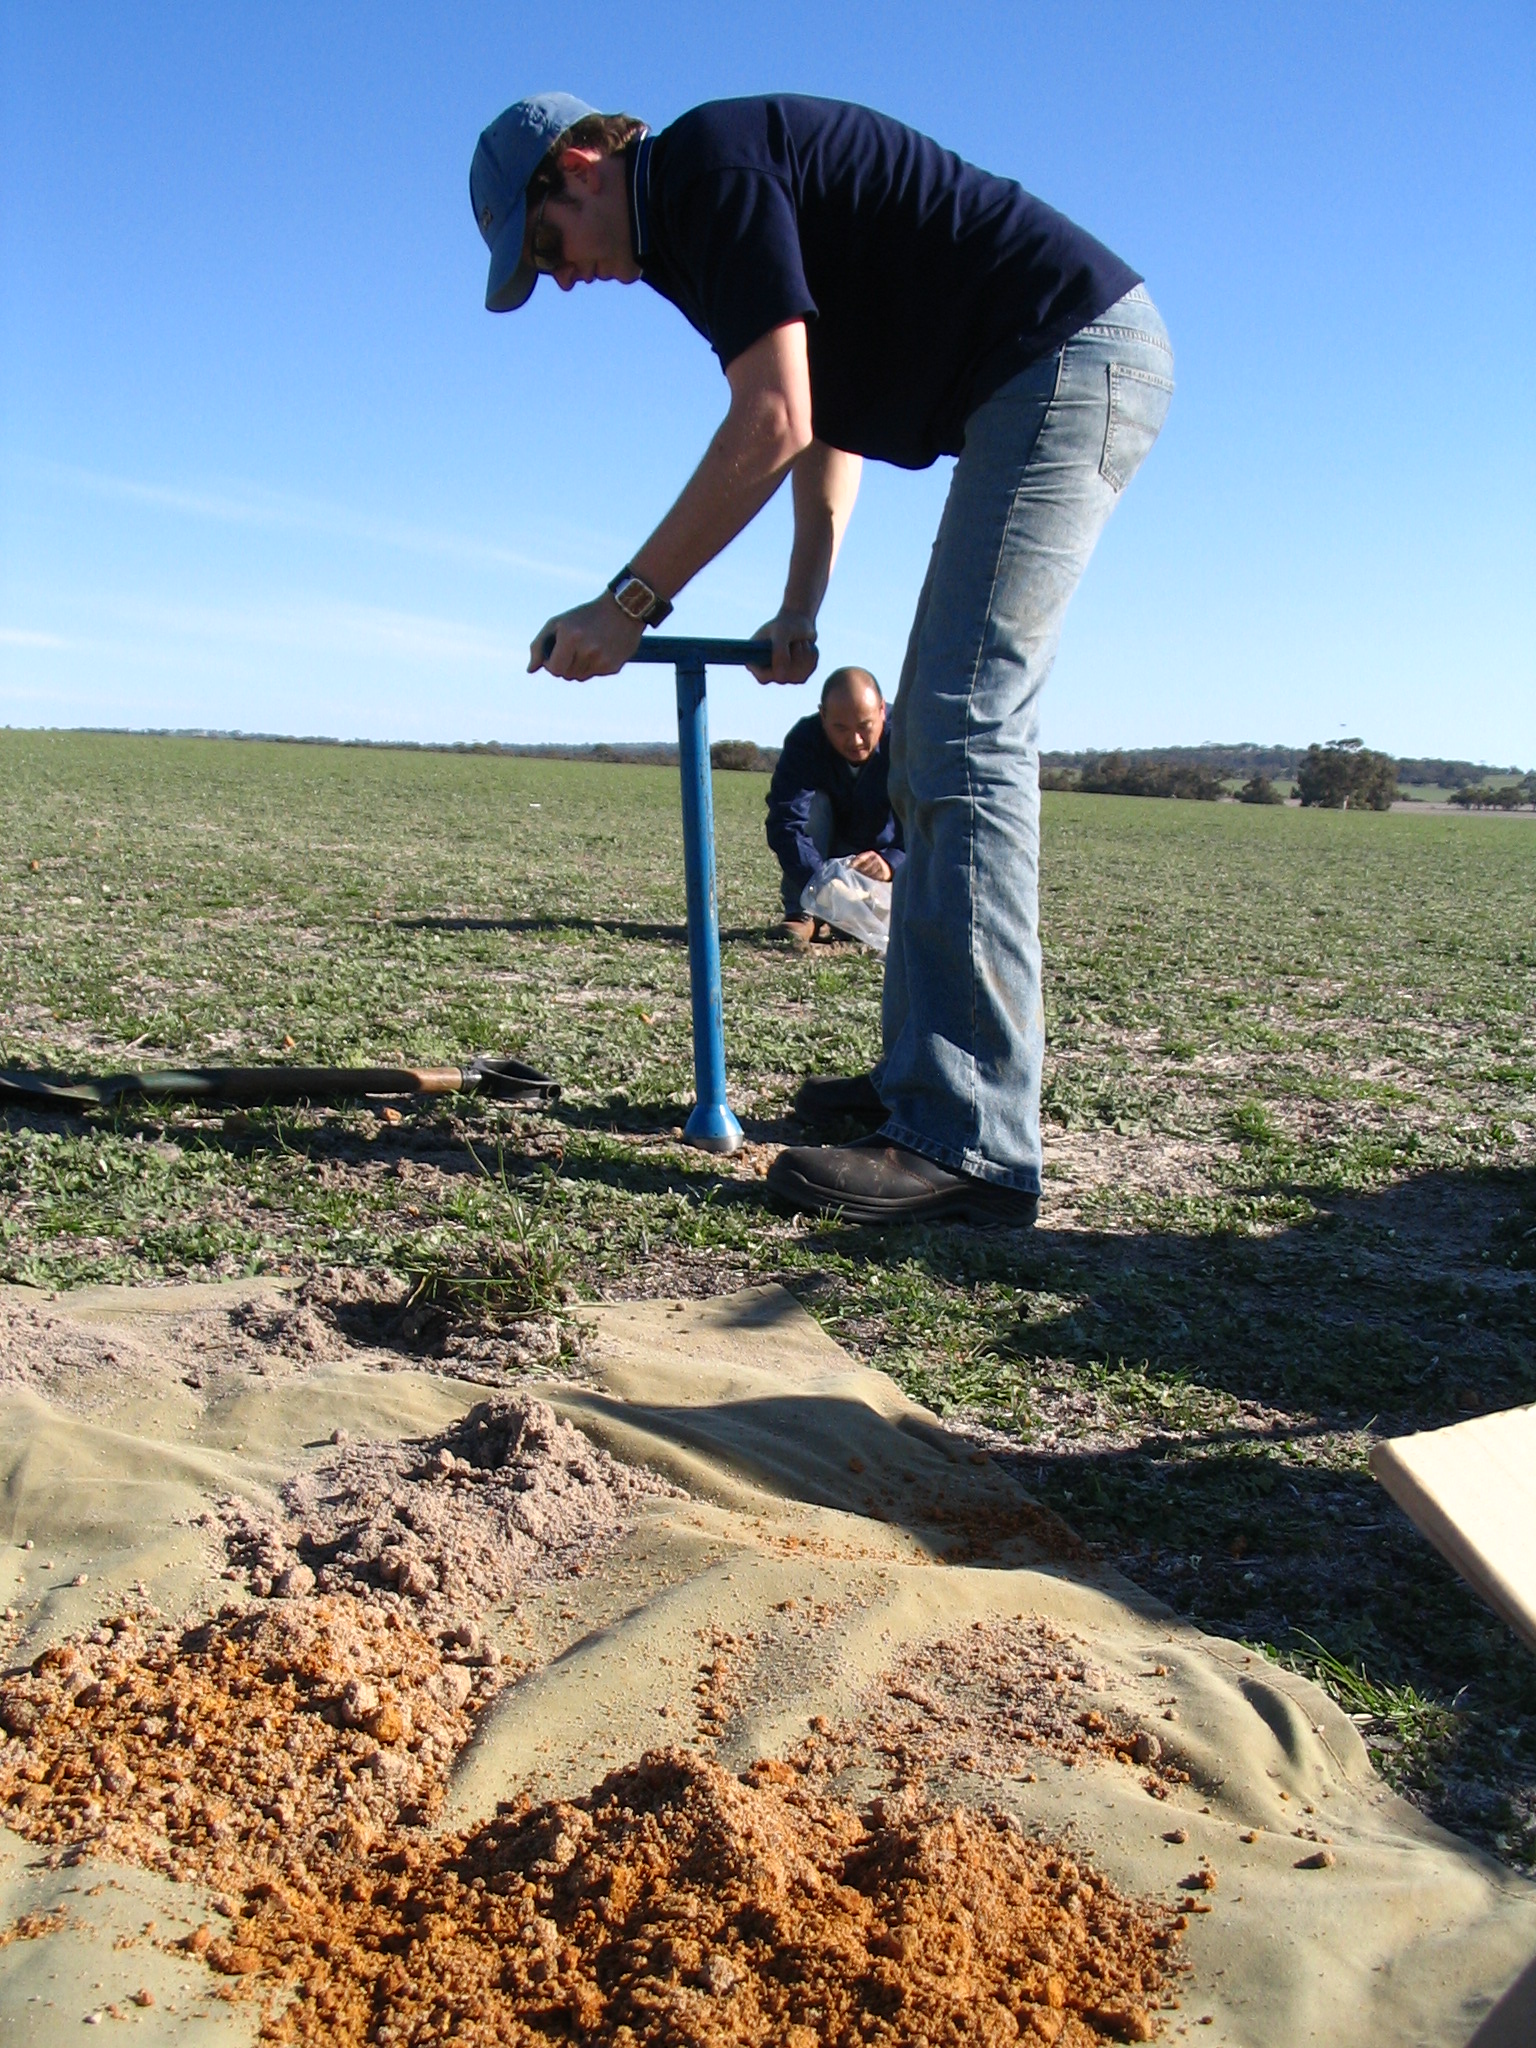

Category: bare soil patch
[798, 1619, 1190, 1803]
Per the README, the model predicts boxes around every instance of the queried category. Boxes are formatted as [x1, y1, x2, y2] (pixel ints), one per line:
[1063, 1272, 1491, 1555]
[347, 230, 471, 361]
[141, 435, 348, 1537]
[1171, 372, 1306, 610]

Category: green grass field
[3, 729, 1534, 1866]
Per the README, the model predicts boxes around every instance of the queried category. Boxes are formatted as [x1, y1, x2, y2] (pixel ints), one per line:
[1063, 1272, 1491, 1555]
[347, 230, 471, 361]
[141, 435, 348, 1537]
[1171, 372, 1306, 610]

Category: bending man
[472, 92, 1172, 1225]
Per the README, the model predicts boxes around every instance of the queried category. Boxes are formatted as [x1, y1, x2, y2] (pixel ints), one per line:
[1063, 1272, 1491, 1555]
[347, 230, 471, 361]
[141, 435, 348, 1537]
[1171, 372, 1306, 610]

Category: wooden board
[1370, 1404, 1536, 1656]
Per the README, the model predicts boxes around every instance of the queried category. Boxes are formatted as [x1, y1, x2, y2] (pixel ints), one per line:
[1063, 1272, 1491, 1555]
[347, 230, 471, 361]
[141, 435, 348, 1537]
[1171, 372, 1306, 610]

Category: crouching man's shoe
[766, 1135, 1038, 1227]
[770, 914, 816, 950]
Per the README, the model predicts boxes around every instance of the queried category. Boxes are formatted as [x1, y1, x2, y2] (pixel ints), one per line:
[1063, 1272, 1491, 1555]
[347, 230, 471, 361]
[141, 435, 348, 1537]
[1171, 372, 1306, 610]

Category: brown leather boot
[770, 914, 816, 950]
[766, 1135, 1038, 1226]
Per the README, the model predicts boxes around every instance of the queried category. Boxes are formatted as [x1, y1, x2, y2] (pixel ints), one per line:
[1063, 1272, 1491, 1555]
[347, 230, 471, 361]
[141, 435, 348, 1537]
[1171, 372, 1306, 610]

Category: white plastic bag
[800, 857, 892, 956]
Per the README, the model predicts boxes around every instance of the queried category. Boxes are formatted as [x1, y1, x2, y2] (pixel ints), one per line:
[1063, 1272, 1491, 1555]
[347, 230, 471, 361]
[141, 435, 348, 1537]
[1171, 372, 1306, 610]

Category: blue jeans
[878, 287, 1173, 1192]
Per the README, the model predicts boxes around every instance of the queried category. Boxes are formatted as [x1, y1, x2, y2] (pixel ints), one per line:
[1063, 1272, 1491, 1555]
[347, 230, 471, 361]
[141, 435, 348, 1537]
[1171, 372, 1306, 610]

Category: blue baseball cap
[470, 92, 596, 313]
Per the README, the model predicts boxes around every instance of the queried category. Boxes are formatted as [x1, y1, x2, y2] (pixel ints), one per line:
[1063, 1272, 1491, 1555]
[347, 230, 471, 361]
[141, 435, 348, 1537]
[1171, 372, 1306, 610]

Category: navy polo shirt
[630, 96, 1140, 471]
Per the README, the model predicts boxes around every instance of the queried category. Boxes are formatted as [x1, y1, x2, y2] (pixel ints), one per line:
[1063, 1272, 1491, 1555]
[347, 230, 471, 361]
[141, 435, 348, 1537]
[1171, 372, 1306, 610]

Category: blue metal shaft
[668, 652, 742, 1153]
[627, 636, 770, 1154]
[630, 638, 771, 669]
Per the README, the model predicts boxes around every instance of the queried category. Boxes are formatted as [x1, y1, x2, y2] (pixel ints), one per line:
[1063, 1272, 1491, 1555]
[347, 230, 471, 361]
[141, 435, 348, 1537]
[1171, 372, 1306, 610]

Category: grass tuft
[1266, 1632, 1460, 1792]
[404, 1150, 568, 1319]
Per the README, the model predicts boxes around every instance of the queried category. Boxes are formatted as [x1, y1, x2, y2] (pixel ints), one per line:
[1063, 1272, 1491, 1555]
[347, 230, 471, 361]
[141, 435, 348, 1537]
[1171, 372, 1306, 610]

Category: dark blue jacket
[765, 715, 904, 905]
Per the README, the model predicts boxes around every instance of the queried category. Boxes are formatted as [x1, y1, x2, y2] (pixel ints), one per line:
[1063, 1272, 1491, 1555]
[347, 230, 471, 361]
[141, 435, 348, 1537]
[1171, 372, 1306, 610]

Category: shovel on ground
[0, 1054, 559, 1113]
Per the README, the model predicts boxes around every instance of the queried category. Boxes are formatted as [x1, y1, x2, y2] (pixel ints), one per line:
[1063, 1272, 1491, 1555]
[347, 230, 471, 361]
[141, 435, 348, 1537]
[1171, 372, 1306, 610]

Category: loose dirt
[216, 1393, 681, 1640]
[1, 1609, 1184, 2046]
[0, 1294, 166, 1414]
[0, 1289, 1208, 2038]
[693, 1623, 750, 1743]
[0, 1597, 469, 1886]
[297, 1267, 576, 1386]
[272, 1749, 1184, 2047]
[0, 1288, 359, 1412]
[0, 1278, 575, 1415]
[802, 1619, 1191, 1798]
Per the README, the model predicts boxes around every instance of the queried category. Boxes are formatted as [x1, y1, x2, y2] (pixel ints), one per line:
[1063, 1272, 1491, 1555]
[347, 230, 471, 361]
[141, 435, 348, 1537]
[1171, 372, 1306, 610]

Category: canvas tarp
[1, 1279, 1532, 2045]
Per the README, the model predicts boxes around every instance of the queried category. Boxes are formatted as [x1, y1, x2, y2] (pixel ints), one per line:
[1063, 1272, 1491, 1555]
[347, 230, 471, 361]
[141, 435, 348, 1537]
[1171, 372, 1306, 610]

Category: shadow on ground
[395, 913, 771, 945]
[899, 1163, 1536, 1428]
[779, 1161, 1536, 1863]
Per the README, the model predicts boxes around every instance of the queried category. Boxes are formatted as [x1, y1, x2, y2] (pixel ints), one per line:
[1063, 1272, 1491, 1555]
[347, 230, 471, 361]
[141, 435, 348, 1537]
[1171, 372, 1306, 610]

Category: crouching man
[766, 666, 903, 947]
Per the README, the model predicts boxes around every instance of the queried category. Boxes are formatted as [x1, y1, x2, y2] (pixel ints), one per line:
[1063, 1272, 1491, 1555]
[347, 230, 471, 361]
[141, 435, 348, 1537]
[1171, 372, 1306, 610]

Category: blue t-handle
[626, 636, 770, 1154]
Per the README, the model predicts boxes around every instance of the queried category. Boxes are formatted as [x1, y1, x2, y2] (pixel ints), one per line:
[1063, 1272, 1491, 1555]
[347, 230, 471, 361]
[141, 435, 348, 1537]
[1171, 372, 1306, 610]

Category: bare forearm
[629, 392, 803, 599]
[782, 443, 863, 619]
[745, 441, 861, 685]
[529, 323, 816, 683]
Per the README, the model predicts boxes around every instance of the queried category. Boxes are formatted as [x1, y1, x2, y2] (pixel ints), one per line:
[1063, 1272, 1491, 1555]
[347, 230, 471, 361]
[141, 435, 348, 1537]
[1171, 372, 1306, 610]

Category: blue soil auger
[626, 636, 772, 1157]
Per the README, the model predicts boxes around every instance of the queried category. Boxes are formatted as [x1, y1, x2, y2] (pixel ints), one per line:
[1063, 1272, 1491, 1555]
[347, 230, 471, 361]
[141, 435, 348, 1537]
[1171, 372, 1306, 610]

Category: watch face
[613, 577, 654, 621]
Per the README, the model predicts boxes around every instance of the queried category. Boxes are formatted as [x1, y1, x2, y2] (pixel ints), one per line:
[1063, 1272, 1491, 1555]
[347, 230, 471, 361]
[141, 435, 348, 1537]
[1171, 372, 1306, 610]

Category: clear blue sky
[2, 2, 1532, 761]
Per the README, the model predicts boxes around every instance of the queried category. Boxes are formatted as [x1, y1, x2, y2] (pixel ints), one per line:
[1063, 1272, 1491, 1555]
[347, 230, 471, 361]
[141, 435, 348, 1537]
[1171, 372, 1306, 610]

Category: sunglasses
[528, 189, 564, 275]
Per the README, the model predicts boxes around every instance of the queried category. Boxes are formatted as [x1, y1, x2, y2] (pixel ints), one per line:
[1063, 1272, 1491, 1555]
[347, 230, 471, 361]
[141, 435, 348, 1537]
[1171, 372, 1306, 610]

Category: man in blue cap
[471, 93, 1173, 1227]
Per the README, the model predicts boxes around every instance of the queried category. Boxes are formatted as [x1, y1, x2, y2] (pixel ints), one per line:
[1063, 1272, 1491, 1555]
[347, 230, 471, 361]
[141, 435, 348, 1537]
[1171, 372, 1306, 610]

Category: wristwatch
[606, 566, 673, 628]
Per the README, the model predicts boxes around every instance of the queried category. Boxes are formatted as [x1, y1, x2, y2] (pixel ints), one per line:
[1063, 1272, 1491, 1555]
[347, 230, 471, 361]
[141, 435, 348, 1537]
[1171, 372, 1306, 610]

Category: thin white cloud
[1, 594, 532, 673]
[0, 626, 71, 649]
[32, 461, 602, 586]
[95, 592, 528, 667]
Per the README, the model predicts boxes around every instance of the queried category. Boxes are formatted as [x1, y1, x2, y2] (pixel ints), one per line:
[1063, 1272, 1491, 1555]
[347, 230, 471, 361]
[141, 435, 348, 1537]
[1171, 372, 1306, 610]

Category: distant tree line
[1394, 755, 1524, 790]
[588, 742, 685, 767]
[1038, 742, 1526, 790]
[1041, 742, 1298, 783]
[1041, 752, 1224, 799]
[1451, 774, 1536, 811]
[1037, 738, 1530, 808]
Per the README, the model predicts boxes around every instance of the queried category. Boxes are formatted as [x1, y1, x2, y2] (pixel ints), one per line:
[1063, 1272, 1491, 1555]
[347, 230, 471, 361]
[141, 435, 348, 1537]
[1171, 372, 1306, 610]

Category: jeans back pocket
[1101, 362, 1175, 492]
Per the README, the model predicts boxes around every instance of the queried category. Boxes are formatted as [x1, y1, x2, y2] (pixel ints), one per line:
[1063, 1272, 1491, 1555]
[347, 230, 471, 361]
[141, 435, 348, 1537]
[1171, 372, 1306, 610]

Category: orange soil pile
[801, 1619, 1190, 1798]
[266, 1749, 1182, 2047]
[0, 1596, 474, 1885]
[1, 1608, 1184, 2045]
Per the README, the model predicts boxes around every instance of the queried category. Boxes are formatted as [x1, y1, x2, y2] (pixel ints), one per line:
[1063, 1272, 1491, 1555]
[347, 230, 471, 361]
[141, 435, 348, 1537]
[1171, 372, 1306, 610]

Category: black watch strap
[607, 567, 673, 628]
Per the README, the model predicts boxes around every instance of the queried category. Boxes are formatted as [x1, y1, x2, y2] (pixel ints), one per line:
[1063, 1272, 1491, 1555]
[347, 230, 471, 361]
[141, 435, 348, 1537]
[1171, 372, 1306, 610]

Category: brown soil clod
[0, 1907, 69, 1946]
[693, 1624, 752, 1742]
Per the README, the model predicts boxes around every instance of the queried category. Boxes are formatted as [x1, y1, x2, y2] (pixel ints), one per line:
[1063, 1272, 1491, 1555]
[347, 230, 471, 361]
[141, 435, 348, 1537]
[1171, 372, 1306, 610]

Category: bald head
[819, 667, 885, 765]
